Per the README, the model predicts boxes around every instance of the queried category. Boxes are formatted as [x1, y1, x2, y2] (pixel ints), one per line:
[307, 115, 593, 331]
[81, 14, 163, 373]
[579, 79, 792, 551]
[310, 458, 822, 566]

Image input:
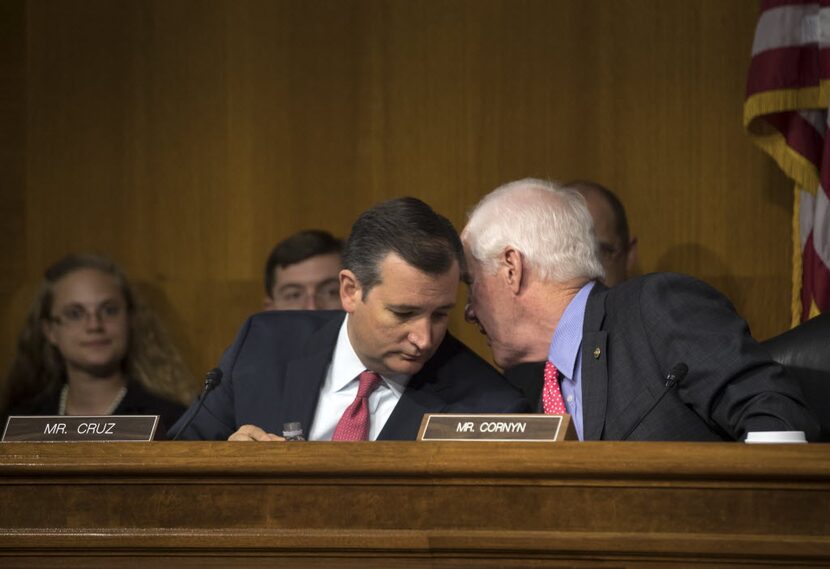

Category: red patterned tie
[331, 371, 383, 441]
[542, 360, 566, 415]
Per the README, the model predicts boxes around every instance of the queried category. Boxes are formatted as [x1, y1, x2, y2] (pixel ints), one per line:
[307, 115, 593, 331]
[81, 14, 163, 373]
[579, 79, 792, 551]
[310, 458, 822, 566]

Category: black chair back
[762, 313, 830, 442]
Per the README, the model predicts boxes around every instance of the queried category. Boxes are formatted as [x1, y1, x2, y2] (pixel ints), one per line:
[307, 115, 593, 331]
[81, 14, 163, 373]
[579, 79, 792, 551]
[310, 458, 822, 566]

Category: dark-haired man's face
[340, 252, 459, 377]
[265, 253, 342, 311]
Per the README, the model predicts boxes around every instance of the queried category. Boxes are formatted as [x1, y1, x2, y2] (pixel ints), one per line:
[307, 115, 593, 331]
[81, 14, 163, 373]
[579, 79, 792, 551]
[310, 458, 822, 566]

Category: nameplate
[417, 414, 577, 442]
[1, 415, 159, 442]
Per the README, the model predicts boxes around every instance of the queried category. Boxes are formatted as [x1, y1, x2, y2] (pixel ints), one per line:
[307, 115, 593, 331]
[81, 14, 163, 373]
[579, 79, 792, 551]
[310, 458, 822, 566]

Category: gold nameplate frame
[2, 415, 159, 442]
[417, 413, 577, 442]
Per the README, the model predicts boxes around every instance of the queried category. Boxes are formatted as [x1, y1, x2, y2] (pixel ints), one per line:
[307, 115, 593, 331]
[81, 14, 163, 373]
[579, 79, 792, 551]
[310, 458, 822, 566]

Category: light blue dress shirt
[547, 281, 595, 441]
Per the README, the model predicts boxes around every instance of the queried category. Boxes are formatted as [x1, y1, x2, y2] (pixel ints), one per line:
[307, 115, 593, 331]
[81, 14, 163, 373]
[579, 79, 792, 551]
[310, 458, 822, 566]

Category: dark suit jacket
[172, 311, 528, 440]
[505, 274, 820, 441]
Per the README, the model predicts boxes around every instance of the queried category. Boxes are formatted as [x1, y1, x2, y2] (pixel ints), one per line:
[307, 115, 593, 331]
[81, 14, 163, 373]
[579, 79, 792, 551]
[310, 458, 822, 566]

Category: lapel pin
[593, 347, 601, 359]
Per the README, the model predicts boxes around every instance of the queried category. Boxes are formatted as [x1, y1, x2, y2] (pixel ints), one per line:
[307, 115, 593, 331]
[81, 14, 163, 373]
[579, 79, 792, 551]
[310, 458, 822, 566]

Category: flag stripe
[746, 46, 827, 96]
[800, 189, 815, 247]
[812, 181, 830, 264]
[752, 4, 821, 55]
[800, 109, 826, 133]
[802, 233, 830, 317]
[765, 111, 825, 167]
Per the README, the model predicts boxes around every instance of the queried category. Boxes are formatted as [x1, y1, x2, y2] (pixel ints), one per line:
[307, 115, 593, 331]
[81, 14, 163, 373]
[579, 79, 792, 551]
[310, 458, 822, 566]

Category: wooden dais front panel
[1, 442, 828, 568]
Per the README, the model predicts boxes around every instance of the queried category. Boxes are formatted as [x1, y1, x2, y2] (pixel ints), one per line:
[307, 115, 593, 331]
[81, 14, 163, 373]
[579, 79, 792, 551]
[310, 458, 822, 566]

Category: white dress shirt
[308, 315, 409, 440]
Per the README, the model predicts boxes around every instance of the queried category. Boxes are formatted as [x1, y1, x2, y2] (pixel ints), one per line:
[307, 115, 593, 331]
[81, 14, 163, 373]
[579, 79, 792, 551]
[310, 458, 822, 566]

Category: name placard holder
[417, 413, 577, 442]
[1, 415, 159, 442]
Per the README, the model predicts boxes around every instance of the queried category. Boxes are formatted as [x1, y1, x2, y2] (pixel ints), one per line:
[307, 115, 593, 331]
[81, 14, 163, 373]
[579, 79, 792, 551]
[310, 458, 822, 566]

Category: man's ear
[339, 269, 361, 313]
[263, 296, 275, 311]
[502, 247, 524, 295]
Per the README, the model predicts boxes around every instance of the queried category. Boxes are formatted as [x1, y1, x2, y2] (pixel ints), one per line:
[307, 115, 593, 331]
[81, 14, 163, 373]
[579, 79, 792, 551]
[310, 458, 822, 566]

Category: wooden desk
[1, 442, 828, 568]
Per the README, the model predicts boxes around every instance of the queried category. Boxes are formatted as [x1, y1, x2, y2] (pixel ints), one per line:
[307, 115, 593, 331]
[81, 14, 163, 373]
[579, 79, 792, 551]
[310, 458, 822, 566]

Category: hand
[228, 424, 285, 442]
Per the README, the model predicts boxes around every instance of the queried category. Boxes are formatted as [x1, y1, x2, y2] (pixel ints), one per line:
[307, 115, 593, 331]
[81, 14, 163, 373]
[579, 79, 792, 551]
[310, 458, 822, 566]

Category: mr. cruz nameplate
[417, 414, 577, 442]
[2, 415, 159, 442]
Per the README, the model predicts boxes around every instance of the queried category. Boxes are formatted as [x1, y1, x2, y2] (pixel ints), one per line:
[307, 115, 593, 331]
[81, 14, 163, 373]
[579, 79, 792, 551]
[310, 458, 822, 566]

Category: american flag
[744, 0, 830, 323]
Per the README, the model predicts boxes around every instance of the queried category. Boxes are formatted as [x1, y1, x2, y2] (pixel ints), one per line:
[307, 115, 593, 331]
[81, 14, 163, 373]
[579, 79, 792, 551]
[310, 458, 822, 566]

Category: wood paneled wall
[0, 0, 791, 388]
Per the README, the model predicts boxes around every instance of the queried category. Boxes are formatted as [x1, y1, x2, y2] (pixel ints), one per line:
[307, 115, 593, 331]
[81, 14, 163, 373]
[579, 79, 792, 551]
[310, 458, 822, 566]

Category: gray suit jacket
[506, 273, 820, 441]
[173, 310, 528, 440]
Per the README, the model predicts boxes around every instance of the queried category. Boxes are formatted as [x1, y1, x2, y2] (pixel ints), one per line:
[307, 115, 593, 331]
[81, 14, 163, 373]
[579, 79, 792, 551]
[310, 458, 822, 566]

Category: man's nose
[408, 318, 433, 352]
[303, 287, 318, 310]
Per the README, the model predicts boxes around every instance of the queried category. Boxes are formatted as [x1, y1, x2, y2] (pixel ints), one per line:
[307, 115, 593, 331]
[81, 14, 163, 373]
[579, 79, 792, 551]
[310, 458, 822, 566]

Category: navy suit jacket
[173, 311, 528, 440]
[505, 273, 820, 441]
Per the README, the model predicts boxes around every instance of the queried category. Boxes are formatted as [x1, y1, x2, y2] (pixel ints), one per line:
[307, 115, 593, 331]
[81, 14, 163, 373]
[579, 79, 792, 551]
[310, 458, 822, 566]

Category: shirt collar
[548, 281, 595, 381]
[330, 315, 410, 396]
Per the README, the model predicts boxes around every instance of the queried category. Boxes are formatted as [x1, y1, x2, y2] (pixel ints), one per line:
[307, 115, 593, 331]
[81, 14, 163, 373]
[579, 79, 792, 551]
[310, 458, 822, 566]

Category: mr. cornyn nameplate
[418, 414, 577, 441]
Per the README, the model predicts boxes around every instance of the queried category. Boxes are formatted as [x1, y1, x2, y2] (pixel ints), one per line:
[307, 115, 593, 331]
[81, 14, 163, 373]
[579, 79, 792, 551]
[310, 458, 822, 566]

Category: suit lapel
[581, 285, 609, 441]
[281, 314, 344, 432]
[379, 384, 446, 440]
[379, 359, 450, 440]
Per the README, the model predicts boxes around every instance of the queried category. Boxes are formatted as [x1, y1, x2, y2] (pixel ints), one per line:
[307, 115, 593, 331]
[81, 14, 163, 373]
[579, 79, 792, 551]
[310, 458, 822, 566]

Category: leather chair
[761, 313, 830, 442]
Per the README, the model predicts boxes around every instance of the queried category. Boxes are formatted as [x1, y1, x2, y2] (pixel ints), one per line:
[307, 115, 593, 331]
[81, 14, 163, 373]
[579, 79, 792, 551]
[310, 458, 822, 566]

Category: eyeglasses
[275, 281, 341, 310]
[49, 302, 126, 327]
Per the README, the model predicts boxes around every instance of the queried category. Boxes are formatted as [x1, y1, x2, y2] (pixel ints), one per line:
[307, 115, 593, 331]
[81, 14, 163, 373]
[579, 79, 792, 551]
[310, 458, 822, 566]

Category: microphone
[664, 362, 688, 388]
[620, 363, 688, 441]
[170, 368, 223, 441]
[202, 367, 223, 393]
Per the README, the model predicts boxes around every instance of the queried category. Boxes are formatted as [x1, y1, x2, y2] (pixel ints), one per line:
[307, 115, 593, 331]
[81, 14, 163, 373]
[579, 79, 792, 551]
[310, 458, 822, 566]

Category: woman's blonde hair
[1, 253, 194, 414]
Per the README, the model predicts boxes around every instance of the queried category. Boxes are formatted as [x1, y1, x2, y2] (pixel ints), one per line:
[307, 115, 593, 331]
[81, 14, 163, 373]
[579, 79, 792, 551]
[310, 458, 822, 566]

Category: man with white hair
[461, 178, 819, 441]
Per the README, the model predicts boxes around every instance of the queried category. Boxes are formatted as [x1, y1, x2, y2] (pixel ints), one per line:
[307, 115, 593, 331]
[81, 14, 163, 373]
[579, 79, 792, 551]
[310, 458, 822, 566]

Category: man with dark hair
[263, 229, 343, 311]
[563, 180, 637, 287]
[173, 197, 527, 441]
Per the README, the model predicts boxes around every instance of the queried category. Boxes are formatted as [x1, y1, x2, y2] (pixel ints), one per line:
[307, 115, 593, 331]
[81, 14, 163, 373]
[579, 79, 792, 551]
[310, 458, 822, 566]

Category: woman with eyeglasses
[1, 253, 193, 434]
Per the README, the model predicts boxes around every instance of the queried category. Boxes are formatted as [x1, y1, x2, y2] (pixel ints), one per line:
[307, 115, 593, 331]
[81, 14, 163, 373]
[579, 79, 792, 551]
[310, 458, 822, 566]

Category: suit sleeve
[169, 317, 253, 440]
[638, 274, 820, 441]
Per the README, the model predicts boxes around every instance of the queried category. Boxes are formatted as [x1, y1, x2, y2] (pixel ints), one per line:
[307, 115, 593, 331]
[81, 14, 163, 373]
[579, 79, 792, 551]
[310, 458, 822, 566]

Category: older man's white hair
[464, 178, 604, 283]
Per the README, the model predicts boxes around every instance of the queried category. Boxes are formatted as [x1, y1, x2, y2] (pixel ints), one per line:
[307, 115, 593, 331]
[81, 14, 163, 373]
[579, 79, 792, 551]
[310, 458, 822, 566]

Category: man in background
[263, 229, 343, 311]
[563, 180, 637, 287]
[461, 178, 818, 441]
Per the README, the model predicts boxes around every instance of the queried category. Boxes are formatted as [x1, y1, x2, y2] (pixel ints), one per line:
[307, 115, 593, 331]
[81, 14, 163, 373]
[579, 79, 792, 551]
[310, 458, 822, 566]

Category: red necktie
[542, 360, 566, 415]
[331, 371, 382, 441]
